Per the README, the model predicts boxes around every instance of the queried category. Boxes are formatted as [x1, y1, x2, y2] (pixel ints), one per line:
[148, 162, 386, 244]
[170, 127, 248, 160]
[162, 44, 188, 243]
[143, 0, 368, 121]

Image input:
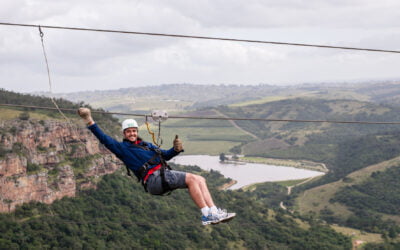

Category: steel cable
[2, 103, 400, 125]
[0, 22, 399, 54]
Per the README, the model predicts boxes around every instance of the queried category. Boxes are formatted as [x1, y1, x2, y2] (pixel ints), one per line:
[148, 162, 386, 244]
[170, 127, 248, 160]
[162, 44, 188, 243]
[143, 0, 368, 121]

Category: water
[171, 155, 325, 190]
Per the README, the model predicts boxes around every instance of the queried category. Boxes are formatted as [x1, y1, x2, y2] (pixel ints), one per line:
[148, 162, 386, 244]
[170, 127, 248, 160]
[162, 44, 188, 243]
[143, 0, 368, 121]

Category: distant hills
[36, 80, 400, 112]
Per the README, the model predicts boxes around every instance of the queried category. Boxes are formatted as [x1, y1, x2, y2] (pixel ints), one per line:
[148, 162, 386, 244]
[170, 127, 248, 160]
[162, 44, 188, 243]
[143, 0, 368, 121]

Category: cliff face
[0, 119, 121, 213]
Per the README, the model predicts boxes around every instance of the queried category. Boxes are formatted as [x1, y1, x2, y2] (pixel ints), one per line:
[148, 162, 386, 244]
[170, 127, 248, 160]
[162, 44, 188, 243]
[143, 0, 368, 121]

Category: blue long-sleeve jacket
[88, 123, 180, 179]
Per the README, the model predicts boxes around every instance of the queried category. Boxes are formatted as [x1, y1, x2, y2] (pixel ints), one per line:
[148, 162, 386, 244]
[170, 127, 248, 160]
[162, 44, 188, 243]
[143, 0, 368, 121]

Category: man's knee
[186, 173, 206, 185]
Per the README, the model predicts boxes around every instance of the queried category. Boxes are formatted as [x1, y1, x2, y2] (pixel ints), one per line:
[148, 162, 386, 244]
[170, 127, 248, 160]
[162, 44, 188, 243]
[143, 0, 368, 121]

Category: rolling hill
[296, 155, 400, 235]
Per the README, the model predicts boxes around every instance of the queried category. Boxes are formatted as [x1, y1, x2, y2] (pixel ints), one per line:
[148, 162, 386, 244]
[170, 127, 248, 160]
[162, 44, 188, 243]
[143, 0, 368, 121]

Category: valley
[3, 81, 400, 248]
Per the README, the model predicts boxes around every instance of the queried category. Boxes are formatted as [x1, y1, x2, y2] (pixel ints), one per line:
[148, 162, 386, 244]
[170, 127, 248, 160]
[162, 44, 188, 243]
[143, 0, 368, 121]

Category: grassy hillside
[296, 156, 400, 234]
[0, 89, 121, 137]
[355, 81, 400, 106]
[43, 84, 287, 110]
[219, 98, 400, 141]
[333, 165, 400, 215]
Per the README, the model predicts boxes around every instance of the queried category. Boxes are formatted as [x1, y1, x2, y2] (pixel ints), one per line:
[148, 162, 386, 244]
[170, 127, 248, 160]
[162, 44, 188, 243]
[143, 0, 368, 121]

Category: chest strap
[123, 142, 172, 195]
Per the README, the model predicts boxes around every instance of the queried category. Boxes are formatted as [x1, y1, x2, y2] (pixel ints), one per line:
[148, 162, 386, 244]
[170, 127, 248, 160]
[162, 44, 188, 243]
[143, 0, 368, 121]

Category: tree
[219, 153, 226, 162]
[19, 112, 30, 120]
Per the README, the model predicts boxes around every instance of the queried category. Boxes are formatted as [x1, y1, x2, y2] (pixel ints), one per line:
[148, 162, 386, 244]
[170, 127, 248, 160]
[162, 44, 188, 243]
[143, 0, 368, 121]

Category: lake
[171, 155, 325, 190]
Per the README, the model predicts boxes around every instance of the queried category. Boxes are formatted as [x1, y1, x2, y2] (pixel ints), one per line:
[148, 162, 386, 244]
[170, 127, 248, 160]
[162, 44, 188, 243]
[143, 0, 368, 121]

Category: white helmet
[122, 119, 139, 131]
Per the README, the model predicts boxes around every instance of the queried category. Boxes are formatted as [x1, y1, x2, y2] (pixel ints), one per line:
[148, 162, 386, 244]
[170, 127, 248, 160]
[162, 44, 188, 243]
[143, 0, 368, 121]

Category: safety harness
[123, 139, 172, 195]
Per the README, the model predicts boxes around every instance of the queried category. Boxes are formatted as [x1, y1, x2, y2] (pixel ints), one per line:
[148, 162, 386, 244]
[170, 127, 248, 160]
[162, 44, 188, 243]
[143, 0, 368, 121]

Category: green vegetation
[275, 178, 311, 187]
[69, 155, 94, 175]
[0, 165, 351, 249]
[0, 145, 9, 158]
[26, 163, 41, 174]
[0, 88, 121, 138]
[297, 157, 400, 237]
[5, 84, 400, 247]
[18, 112, 30, 120]
[229, 95, 293, 107]
[11, 142, 25, 156]
[245, 182, 289, 207]
[328, 165, 400, 236]
[364, 242, 400, 249]
[216, 98, 400, 187]
[137, 115, 254, 155]
[240, 156, 326, 172]
[213, 97, 400, 238]
[333, 166, 400, 215]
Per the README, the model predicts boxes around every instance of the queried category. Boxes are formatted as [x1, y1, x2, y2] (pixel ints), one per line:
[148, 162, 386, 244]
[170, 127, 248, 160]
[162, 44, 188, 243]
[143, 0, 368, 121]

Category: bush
[18, 112, 30, 120]
[8, 127, 17, 135]
[37, 145, 47, 152]
[27, 163, 41, 174]
[0, 145, 8, 158]
[11, 142, 23, 153]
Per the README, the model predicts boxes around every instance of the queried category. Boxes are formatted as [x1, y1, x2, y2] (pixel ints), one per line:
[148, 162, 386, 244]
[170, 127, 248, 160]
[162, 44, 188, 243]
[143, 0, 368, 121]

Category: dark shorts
[145, 169, 188, 195]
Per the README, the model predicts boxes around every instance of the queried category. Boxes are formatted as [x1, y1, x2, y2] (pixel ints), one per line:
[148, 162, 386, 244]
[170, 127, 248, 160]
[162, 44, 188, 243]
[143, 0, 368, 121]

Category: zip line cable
[2, 103, 400, 125]
[1, 22, 400, 54]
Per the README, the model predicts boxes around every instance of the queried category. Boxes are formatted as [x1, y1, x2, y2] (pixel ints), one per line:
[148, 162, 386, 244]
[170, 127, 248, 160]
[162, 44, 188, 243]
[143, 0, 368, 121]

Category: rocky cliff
[0, 119, 121, 212]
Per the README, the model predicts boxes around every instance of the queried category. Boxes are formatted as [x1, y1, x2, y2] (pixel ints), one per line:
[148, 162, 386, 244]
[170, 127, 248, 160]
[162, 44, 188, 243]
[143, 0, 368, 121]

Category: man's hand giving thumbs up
[173, 135, 184, 152]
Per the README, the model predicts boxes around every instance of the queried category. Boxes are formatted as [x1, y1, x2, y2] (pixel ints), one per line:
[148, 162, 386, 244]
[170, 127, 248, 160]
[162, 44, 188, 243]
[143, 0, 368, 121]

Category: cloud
[0, 0, 399, 93]
[155, 0, 400, 29]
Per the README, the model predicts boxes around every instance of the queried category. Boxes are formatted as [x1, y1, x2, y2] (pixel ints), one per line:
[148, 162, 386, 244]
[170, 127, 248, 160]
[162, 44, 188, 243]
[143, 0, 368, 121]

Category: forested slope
[333, 165, 400, 215]
[0, 165, 351, 249]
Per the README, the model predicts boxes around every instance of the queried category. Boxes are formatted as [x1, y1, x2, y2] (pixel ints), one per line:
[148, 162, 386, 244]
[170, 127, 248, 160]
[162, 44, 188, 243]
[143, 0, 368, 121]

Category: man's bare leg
[186, 173, 215, 208]
[186, 173, 236, 225]
[198, 175, 215, 207]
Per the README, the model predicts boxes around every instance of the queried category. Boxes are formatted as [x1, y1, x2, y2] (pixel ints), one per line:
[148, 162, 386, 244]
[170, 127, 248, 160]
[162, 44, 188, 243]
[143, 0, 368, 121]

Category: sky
[1, 0, 400, 93]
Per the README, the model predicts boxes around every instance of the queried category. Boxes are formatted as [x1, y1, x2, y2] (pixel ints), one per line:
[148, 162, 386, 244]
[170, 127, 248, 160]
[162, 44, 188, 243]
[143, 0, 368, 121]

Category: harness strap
[158, 165, 172, 196]
[123, 140, 173, 195]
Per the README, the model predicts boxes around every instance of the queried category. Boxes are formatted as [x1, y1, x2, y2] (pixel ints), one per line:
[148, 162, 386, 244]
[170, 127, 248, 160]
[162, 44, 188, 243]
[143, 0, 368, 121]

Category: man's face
[123, 127, 138, 142]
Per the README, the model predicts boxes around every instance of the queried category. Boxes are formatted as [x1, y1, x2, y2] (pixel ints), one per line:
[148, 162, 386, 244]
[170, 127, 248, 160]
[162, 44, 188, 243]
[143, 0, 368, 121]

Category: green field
[240, 156, 327, 172]
[229, 96, 292, 107]
[91, 96, 193, 113]
[137, 119, 254, 155]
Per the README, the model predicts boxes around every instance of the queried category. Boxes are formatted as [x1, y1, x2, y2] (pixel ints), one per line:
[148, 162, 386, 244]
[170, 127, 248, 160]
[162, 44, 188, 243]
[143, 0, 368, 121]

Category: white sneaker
[201, 208, 236, 225]
[210, 208, 236, 224]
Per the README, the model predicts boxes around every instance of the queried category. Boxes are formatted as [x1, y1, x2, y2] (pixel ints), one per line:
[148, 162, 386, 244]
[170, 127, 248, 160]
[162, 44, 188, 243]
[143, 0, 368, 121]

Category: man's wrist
[86, 120, 95, 126]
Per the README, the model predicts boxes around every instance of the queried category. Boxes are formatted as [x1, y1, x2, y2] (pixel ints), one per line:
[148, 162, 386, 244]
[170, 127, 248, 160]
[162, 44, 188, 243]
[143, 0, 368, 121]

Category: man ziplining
[78, 108, 235, 225]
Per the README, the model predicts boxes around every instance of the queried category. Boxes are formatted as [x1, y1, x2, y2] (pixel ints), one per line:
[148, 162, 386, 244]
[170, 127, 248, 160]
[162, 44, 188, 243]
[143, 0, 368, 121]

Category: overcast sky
[1, 0, 400, 93]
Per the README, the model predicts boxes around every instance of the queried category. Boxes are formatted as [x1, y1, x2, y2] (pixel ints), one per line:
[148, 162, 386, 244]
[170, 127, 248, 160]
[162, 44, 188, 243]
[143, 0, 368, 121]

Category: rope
[39, 26, 70, 122]
[1, 22, 400, 54]
[2, 103, 400, 125]
[38, 27, 90, 154]
[145, 116, 160, 147]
